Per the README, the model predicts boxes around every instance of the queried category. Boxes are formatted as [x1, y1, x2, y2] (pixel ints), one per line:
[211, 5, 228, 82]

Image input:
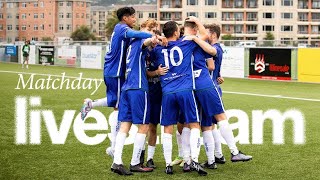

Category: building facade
[157, 0, 320, 44]
[0, 0, 91, 43]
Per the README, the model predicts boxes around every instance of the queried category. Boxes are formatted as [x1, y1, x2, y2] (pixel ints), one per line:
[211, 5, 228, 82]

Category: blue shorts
[160, 90, 199, 126]
[148, 82, 162, 125]
[118, 89, 150, 124]
[195, 87, 225, 126]
[199, 106, 218, 126]
[104, 76, 125, 108]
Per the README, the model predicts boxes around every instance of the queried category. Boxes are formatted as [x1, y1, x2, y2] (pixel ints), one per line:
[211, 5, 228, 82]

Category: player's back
[104, 23, 130, 77]
[122, 38, 148, 91]
[153, 38, 197, 94]
[193, 47, 213, 90]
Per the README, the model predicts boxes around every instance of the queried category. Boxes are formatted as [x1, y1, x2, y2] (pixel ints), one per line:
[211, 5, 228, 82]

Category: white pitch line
[223, 91, 320, 102]
[0, 70, 103, 81]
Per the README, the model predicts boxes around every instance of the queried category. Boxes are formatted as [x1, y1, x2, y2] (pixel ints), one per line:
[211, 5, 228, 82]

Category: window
[67, 24, 72, 31]
[22, 14, 26, 19]
[0, 13, 3, 19]
[281, 13, 292, 19]
[7, 37, 12, 43]
[312, 25, 320, 33]
[16, 25, 19, 31]
[187, 0, 198, 5]
[223, 25, 231, 32]
[263, 12, 274, 19]
[0, 2, 3, 8]
[40, 24, 44, 30]
[312, 0, 320, 9]
[93, 12, 96, 16]
[247, 25, 257, 33]
[205, 12, 216, 18]
[247, 0, 257, 8]
[205, 0, 217, 5]
[81, 13, 84, 18]
[40, 2, 44, 7]
[222, 12, 231, 20]
[34, 2, 38, 7]
[299, 13, 308, 21]
[263, 25, 274, 31]
[76, 13, 79, 18]
[59, 13, 64, 18]
[7, 13, 12, 19]
[34, 13, 38, 18]
[281, 25, 293, 31]
[263, 0, 274, 6]
[234, 0, 243, 7]
[81, 2, 84, 7]
[16, 14, 19, 19]
[67, 2, 72, 6]
[86, 2, 90, 7]
[298, 25, 308, 34]
[59, 2, 63, 6]
[138, 12, 143, 18]
[22, 3, 27, 7]
[161, 12, 171, 20]
[234, 12, 243, 21]
[66, 13, 72, 18]
[22, 25, 26, 31]
[86, 14, 90, 19]
[7, 25, 13, 31]
[247, 12, 257, 21]
[32, 37, 38, 41]
[312, 13, 320, 21]
[34, 25, 38, 31]
[149, 13, 157, 18]
[282, 0, 293, 6]
[7, 2, 14, 8]
[40, 13, 44, 18]
[0, 24, 3, 31]
[59, 24, 64, 31]
[187, 12, 198, 17]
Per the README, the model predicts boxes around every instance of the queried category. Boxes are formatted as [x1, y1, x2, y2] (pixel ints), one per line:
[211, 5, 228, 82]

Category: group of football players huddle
[80, 6, 252, 176]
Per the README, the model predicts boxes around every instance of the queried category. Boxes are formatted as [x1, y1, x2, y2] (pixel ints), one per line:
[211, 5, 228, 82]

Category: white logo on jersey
[193, 69, 202, 78]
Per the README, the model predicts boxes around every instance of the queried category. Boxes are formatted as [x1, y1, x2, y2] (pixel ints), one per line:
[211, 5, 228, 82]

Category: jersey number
[161, 46, 183, 68]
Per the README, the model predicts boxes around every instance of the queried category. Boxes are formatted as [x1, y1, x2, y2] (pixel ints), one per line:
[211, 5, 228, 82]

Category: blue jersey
[147, 50, 162, 104]
[153, 38, 197, 94]
[104, 23, 130, 77]
[211, 43, 224, 85]
[193, 47, 213, 90]
[121, 38, 148, 91]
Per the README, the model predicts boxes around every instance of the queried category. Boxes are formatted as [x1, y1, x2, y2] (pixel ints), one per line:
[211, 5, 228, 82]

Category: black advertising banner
[249, 48, 291, 80]
[39, 46, 54, 65]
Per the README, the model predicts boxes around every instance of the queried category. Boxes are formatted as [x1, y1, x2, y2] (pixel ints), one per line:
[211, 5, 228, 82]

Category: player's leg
[181, 123, 191, 172]
[211, 123, 226, 164]
[22, 56, 26, 68]
[178, 91, 207, 176]
[146, 123, 157, 168]
[111, 90, 133, 175]
[26, 56, 29, 69]
[172, 122, 184, 166]
[127, 90, 153, 173]
[160, 93, 178, 175]
[199, 108, 217, 169]
[106, 77, 125, 156]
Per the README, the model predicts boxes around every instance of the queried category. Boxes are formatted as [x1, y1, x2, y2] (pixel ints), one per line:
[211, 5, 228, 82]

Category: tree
[221, 34, 235, 46]
[105, 11, 119, 39]
[263, 32, 275, 47]
[70, 25, 96, 41]
[41, 37, 53, 41]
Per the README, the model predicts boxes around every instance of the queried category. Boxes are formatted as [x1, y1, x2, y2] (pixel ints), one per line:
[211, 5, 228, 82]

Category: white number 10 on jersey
[161, 46, 184, 68]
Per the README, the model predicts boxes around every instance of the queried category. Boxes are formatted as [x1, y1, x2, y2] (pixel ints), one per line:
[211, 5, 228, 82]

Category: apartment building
[0, 0, 91, 43]
[91, 4, 157, 41]
[157, 0, 320, 44]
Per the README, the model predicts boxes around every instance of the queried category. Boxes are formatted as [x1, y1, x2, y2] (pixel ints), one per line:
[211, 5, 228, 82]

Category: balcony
[247, 0, 258, 8]
[247, 17, 258, 21]
[247, 31, 257, 34]
[298, 0, 308, 9]
[312, 1, 320, 9]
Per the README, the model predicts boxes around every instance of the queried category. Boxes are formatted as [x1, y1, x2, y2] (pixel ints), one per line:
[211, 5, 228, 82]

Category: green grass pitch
[0, 62, 320, 179]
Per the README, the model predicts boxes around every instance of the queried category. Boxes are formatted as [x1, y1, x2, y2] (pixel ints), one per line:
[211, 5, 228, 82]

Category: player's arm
[206, 58, 215, 71]
[147, 64, 168, 78]
[186, 16, 208, 41]
[217, 72, 224, 84]
[125, 29, 152, 39]
[190, 36, 217, 56]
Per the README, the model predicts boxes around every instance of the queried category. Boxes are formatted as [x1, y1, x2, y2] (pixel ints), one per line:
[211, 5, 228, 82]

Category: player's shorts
[104, 76, 125, 108]
[118, 89, 150, 125]
[148, 82, 162, 125]
[195, 87, 225, 125]
[160, 90, 199, 126]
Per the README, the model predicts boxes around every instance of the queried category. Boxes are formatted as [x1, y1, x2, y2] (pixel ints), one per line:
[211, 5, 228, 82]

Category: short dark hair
[204, 24, 221, 38]
[154, 30, 161, 36]
[184, 21, 197, 29]
[179, 26, 184, 38]
[163, 21, 178, 38]
[116, 7, 135, 21]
